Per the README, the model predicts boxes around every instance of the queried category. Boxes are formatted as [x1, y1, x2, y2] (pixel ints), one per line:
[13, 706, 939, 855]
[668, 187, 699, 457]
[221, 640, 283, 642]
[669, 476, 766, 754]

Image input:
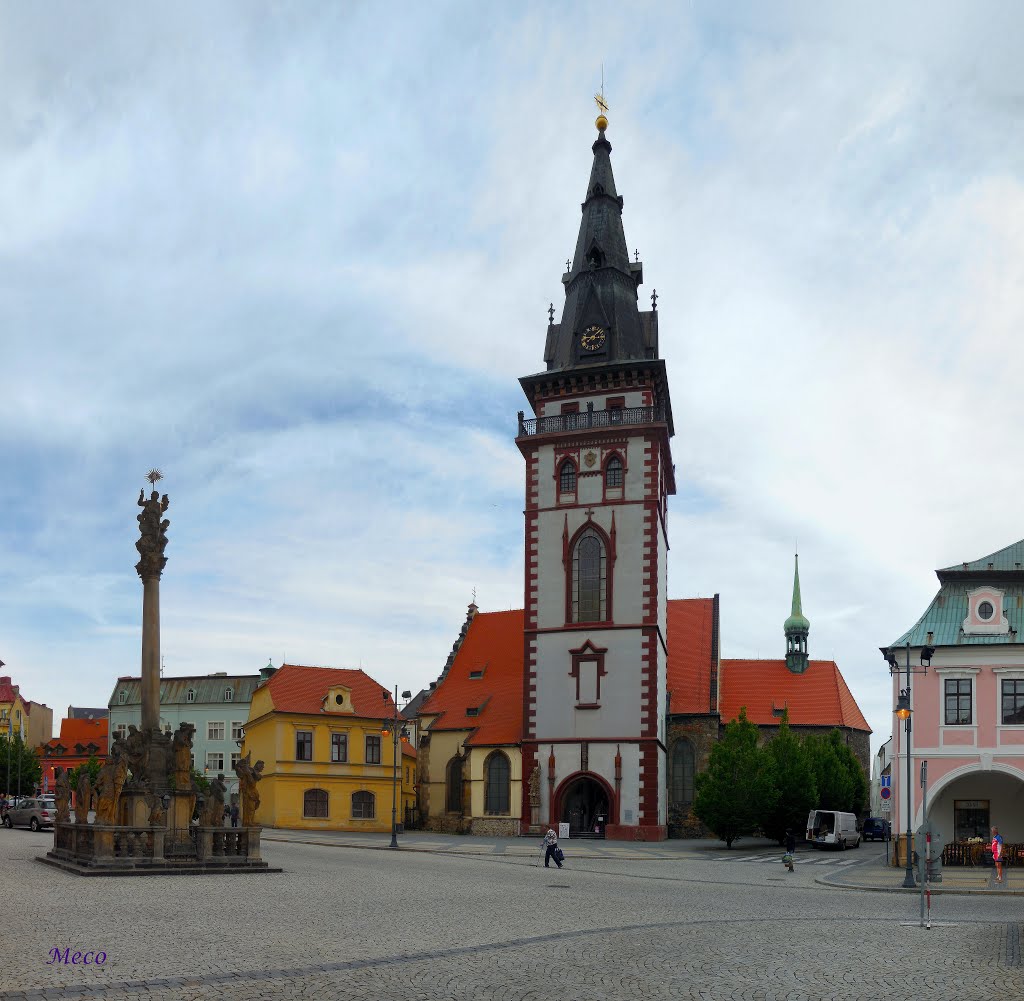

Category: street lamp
[381, 688, 413, 849]
[884, 643, 934, 889]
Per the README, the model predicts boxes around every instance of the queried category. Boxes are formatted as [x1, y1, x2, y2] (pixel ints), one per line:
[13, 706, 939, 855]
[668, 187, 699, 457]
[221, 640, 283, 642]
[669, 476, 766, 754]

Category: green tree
[67, 755, 103, 811]
[0, 734, 43, 796]
[694, 708, 778, 848]
[805, 731, 866, 814]
[762, 713, 817, 844]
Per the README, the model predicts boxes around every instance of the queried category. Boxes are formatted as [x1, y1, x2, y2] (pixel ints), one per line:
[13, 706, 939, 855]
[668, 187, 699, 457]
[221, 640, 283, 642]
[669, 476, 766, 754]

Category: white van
[806, 810, 860, 850]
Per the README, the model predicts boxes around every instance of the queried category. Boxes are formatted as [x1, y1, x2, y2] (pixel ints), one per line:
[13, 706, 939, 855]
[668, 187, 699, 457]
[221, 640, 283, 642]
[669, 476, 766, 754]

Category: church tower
[784, 554, 810, 673]
[516, 112, 675, 840]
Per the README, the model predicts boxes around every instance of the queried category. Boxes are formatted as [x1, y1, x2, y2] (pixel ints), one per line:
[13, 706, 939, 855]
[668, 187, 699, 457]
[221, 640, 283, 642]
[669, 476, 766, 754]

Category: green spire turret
[784, 553, 810, 673]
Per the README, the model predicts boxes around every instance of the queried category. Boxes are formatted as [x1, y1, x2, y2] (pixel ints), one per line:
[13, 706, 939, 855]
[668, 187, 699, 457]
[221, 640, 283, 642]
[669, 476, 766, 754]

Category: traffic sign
[881, 774, 891, 788]
[881, 802, 891, 813]
[880, 786, 891, 800]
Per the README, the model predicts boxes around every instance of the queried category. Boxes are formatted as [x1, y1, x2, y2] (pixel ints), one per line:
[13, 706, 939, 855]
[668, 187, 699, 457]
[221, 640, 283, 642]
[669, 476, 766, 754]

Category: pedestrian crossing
[711, 852, 860, 867]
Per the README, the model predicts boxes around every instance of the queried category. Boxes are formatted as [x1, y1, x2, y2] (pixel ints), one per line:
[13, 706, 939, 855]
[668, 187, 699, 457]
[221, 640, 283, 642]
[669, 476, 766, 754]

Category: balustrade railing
[518, 404, 665, 437]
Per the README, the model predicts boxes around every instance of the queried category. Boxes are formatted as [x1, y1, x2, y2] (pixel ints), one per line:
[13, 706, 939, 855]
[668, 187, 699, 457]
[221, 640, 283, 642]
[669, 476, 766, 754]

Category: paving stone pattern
[4, 830, 1022, 1000]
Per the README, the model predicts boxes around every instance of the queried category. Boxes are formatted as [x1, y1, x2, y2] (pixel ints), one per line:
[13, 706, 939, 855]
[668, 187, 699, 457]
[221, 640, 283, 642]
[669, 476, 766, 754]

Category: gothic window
[303, 789, 328, 818]
[484, 751, 511, 815]
[559, 459, 577, 495]
[446, 756, 463, 813]
[605, 455, 623, 489]
[587, 246, 604, 268]
[670, 740, 695, 807]
[573, 528, 607, 622]
[351, 790, 375, 819]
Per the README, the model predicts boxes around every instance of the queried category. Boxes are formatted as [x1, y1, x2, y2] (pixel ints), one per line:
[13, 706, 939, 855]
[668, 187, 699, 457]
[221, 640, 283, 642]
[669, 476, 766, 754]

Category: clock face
[581, 325, 606, 351]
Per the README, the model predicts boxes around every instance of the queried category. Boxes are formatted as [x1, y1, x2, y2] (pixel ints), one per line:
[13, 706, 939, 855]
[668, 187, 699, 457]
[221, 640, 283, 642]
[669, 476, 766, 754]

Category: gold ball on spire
[595, 114, 608, 132]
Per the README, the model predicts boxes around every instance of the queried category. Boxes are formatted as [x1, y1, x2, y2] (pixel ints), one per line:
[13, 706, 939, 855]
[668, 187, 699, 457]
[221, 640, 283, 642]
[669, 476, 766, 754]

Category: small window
[230, 752, 241, 770]
[114, 724, 127, 741]
[944, 679, 972, 725]
[303, 789, 328, 819]
[469, 670, 484, 680]
[605, 455, 623, 489]
[231, 722, 244, 741]
[186, 689, 195, 703]
[224, 687, 233, 702]
[352, 790, 375, 819]
[365, 735, 381, 764]
[208, 722, 225, 741]
[118, 691, 128, 705]
[559, 459, 577, 494]
[466, 707, 480, 717]
[206, 751, 224, 772]
[560, 402, 580, 414]
[296, 730, 313, 761]
[331, 733, 348, 763]
[978, 600, 995, 621]
[1001, 679, 1024, 725]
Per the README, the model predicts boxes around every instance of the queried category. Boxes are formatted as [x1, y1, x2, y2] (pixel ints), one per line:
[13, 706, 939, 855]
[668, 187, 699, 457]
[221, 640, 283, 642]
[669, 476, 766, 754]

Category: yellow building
[1, 676, 54, 753]
[242, 664, 415, 832]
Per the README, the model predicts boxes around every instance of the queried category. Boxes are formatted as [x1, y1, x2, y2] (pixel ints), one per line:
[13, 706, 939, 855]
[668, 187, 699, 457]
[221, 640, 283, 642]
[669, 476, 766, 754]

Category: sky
[2, 1, 1023, 755]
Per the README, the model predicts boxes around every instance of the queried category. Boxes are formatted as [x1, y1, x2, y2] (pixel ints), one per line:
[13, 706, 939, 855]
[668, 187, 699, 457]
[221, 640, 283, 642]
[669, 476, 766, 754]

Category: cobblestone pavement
[5, 829, 1022, 1000]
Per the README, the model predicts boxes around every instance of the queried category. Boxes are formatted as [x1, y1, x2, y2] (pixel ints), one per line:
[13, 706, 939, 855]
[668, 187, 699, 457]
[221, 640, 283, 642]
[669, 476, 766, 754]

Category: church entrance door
[560, 775, 609, 839]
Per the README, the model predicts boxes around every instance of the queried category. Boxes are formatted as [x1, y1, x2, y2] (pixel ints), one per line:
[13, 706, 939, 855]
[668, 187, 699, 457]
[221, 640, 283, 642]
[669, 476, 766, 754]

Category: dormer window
[469, 670, 484, 680]
[187, 688, 196, 703]
[978, 601, 994, 621]
[963, 587, 1009, 636]
[118, 690, 128, 705]
[224, 687, 233, 702]
[466, 707, 480, 717]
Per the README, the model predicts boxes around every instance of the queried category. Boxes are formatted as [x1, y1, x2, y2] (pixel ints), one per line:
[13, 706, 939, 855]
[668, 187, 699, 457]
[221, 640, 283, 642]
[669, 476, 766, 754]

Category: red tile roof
[260, 664, 394, 718]
[43, 717, 109, 753]
[0, 677, 21, 704]
[718, 660, 870, 732]
[401, 741, 417, 759]
[666, 598, 716, 713]
[420, 610, 524, 746]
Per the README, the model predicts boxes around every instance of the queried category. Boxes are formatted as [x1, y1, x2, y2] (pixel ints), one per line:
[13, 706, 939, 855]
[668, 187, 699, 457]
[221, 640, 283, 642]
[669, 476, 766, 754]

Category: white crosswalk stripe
[710, 852, 854, 867]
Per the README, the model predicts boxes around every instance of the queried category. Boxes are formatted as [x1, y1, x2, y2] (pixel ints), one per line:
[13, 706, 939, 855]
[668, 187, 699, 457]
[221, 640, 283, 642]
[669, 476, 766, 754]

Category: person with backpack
[542, 828, 563, 868]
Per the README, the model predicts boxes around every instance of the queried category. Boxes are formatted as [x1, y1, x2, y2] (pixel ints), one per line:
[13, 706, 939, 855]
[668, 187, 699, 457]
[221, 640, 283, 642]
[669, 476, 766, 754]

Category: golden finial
[594, 64, 608, 131]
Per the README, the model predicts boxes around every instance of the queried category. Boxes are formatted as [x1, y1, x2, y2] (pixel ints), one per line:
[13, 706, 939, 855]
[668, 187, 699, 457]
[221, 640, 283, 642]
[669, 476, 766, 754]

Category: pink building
[887, 540, 1024, 849]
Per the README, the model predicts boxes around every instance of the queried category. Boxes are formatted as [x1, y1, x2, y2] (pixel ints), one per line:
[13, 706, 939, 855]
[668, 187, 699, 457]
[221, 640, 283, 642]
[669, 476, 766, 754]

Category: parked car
[806, 809, 861, 850]
[3, 797, 56, 831]
[862, 817, 891, 842]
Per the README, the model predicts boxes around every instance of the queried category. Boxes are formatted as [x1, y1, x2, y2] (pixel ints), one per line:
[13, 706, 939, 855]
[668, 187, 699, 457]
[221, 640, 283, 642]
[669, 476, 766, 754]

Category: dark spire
[784, 553, 810, 674]
[543, 121, 656, 372]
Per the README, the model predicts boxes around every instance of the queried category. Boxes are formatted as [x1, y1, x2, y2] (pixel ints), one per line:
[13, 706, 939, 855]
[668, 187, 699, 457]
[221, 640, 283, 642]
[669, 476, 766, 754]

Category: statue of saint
[202, 773, 228, 827]
[75, 768, 93, 824]
[171, 723, 195, 789]
[144, 792, 166, 827]
[123, 724, 150, 785]
[93, 749, 129, 826]
[528, 764, 541, 808]
[135, 489, 171, 577]
[53, 767, 72, 824]
[234, 752, 265, 827]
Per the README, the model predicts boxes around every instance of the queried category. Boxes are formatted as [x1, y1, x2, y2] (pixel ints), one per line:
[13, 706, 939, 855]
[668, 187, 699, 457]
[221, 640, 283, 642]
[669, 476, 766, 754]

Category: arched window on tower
[605, 455, 623, 489]
[484, 751, 511, 815]
[670, 740, 695, 808]
[559, 459, 577, 496]
[446, 756, 463, 813]
[572, 528, 607, 623]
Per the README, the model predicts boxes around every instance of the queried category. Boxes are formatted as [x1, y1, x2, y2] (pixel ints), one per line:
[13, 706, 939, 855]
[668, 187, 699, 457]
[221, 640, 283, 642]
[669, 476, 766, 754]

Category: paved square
[4, 830, 1022, 999]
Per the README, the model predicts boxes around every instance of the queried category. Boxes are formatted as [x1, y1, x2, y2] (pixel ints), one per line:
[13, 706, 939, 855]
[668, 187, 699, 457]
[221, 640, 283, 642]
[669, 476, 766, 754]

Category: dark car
[862, 817, 891, 841]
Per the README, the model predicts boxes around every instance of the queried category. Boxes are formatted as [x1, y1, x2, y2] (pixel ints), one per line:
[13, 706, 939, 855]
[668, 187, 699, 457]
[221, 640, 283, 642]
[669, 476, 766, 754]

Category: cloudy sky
[3, 2, 1023, 754]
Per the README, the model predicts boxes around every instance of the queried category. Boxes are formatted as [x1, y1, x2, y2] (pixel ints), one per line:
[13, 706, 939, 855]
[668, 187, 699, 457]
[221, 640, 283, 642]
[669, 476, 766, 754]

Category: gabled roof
[258, 664, 394, 719]
[666, 598, 717, 713]
[419, 610, 524, 746]
[718, 660, 870, 732]
[0, 677, 21, 704]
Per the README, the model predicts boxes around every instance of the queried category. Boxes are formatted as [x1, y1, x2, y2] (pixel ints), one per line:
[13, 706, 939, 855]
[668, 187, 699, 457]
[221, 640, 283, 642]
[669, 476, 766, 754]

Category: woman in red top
[991, 826, 1004, 884]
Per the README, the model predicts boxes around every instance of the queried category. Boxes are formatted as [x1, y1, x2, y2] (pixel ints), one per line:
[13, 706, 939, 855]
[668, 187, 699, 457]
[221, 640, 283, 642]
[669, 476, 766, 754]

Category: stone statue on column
[94, 747, 129, 826]
[135, 488, 170, 579]
[171, 723, 195, 789]
[54, 768, 71, 824]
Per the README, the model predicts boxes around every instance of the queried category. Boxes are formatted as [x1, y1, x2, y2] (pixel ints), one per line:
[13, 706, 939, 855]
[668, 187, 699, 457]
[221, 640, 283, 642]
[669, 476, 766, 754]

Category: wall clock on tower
[581, 325, 607, 351]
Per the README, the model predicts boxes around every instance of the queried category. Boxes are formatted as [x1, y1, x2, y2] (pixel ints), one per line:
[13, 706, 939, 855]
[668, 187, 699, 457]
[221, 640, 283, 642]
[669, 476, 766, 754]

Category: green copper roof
[784, 554, 810, 634]
[891, 582, 1024, 647]
[938, 539, 1024, 578]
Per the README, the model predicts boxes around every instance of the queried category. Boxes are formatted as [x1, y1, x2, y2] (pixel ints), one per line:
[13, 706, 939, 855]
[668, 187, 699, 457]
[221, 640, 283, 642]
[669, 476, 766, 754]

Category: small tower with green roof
[784, 553, 810, 674]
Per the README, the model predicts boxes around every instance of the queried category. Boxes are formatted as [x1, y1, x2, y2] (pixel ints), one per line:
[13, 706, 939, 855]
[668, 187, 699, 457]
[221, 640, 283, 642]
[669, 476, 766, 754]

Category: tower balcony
[518, 404, 666, 438]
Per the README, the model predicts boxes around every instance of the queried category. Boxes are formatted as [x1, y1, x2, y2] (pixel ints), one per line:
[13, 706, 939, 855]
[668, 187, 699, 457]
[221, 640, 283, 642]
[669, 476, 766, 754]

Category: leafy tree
[67, 755, 103, 811]
[694, 708, 778, 848]
[805, 730, 866, 815]
[762, 712, 818, 845]
[0, 734, 43, 796]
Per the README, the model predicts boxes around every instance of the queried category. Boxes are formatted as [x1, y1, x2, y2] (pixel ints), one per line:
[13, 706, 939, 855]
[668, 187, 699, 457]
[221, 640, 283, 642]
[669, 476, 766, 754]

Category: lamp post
[886, 642, 934, 889]
[381, 688, 413, 849]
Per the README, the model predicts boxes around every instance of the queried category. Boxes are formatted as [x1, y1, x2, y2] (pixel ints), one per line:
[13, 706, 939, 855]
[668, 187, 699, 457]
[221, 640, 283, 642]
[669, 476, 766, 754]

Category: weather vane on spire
[594, 64, 609, 130]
